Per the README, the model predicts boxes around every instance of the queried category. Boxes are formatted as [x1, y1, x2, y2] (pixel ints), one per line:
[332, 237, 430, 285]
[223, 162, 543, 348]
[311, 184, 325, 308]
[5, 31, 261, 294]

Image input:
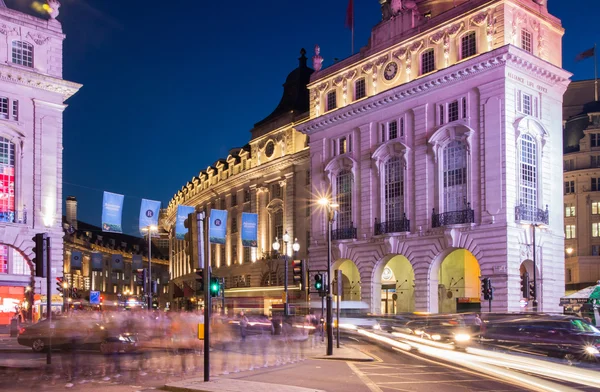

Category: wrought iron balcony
[374, 215, 410, 235]
[515, 204, 549, 225]
[331, 224, 357, 240]
[0, 209, 27, 224]
[432, 204, 474, 228]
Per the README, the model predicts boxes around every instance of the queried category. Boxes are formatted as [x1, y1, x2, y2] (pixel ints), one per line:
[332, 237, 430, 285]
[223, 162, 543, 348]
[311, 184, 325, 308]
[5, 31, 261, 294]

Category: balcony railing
[332, 224, 357, 240]
[0, 209, 27, 224]
[432, 204, 474, 228]
[515, 204, 549, 225]
[375, 215, 410, 235]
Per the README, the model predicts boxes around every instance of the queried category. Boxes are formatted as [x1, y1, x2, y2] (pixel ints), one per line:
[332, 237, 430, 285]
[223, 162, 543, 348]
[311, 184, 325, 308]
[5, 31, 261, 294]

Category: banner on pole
[111, 254, 124, 271]
[91, 253, 103, 272]
[209, 209, 228, 244]
[70, 251, 82, 270]
[139, 199, 161, 234]
[241, 213, 258, 247]
[102, 191, 124, 233]
[132, 254, 143, 271]
[176, 205, 196, 240]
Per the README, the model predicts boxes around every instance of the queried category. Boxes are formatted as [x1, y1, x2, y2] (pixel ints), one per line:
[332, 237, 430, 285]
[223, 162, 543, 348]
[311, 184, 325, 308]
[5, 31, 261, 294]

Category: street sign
[90, 290, 100, 304]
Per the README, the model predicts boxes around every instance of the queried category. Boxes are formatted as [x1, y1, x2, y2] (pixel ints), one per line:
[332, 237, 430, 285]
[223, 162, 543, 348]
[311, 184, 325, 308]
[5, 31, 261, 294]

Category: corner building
[298, 0, 570, 314]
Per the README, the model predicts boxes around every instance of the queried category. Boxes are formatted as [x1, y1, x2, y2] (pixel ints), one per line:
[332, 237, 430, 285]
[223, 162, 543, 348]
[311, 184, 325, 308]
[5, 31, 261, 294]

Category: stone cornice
[298, 46, 570, 135]
[0, 63, 81, 100]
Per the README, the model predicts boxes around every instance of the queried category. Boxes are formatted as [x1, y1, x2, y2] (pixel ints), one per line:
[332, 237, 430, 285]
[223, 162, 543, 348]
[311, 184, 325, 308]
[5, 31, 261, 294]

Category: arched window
[421, 49, 435, 75]
[519, 134, 537, 219]
[0, 137, 15, 223]
[442, 140, 467, 212]
[384, 157, 404, 223]
[336, 170, 353, 229]
[461, 31, 477, 59]
[11, 41, 33, 68]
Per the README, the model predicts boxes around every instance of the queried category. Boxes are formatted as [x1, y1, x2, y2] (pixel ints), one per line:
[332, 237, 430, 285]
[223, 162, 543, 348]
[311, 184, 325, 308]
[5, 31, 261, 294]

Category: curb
[311, 355, 373, 362]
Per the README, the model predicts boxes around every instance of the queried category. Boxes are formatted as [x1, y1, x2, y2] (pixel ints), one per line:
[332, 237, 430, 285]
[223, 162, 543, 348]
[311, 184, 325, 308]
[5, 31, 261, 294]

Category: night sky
[12, 0, 599, 235]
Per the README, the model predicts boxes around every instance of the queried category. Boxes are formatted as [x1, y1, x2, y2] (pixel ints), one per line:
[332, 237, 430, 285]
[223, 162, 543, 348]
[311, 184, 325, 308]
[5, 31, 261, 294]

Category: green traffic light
[315, 282, 322, 289]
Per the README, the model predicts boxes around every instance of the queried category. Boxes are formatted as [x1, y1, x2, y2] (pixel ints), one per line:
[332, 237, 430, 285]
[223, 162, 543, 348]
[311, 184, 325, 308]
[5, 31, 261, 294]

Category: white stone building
[298, 0, 570, 314]
[0, 1, 81, 326]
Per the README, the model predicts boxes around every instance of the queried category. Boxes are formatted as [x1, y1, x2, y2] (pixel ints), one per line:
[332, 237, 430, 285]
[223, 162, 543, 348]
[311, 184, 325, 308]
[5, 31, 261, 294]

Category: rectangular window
[593, 202, 600, 215]
[522, 93, 532, 115]
[355, 78, 366, 100]
[231, 217, 237, 233]
[421, 49, 435, 74]
[448, 101, 459, 122]
[0, 97, 8, 119]
[462, 97, 467, 119]
[399, 118, 405, 137]
[564, 159, 575, 171]
[244, 189, 251, 203]
[565, 205, 575, 217]
[11, 100, 18, 121]
[231, 193, 237, 206]
[243, 247, 251, 264]
[591, 134, 600, 148]
[381, 124, 386, 143]
[339, 137, 347, 154]
[566, 268, 572, 282]
[564, 180, 575, 194]
[326, 91, 337, 111]
[461, 31, 477, 59]
[231, 242, 237, 265]
[12, 41, 33, 68]
[593, 223, 600, 238]
[521, 29, 532, 53]
[439, 104, 445, 125]
[388, 121, 398, 139]
[565, 225, 576, 239]
[271, 183, 281, 199]
[593, 246, 600, 256]
[593, 178, 599, 192]
[220, 199, 226, 210]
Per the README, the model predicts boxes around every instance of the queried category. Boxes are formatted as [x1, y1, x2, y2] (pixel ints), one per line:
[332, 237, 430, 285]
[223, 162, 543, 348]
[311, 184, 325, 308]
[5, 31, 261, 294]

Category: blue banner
[241, 213, 258, 247]
[139, 199, 161, 234]
[102, 191, 124, 233]
[209, 209, 228, 244]
[71, 251, 82, 270]
[175, 205, 196, 240]
[111, 254, 124, 271]
[91, 253, 103, 272]
[132, 254, 143, 271]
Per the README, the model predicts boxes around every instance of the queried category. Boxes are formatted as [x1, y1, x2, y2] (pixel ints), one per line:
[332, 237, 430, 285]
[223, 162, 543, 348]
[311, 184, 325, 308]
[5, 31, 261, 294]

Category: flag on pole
[345, 0, 354, 29]
[576, 47, 595, 62]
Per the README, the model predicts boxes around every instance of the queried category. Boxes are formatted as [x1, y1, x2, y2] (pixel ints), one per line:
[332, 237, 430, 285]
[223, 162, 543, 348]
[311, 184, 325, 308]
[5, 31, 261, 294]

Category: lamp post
[318, 198, 339, 356]
[142, 225, 158, 310]
[273, 232, 300, 317]
[531, 223, 541, 312]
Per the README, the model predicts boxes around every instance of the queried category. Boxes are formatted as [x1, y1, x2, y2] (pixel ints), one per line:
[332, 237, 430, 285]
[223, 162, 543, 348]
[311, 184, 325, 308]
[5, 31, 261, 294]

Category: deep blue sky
[30, 0, 599, 235]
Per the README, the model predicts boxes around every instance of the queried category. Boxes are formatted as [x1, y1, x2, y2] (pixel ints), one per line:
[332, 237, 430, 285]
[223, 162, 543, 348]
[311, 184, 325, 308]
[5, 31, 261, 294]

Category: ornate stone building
[0, 1, 80, 326]
[164, 51, 312, 315]
[298, 0, 570, 314]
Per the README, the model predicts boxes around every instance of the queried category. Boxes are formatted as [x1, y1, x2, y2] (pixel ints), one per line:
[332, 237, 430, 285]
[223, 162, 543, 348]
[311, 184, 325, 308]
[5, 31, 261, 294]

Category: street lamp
[318, 197, 339, 356]
[142, 224, 158, 310]
[273, 231, 300, 317]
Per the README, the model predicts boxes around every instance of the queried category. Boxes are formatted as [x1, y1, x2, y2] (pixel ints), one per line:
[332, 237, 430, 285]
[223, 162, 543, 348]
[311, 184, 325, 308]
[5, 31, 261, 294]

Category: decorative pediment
[26, 32, 51, 45]
[428, 125, 475, 163]
[372, 140, 410, 172]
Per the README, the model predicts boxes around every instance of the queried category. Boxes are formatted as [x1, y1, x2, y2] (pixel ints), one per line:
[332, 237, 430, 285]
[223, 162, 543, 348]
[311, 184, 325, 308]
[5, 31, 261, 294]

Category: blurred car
[481, 316, 600, 361]
[400, 315, 476, 347]
[17, 317, 138, 354]
[228, 314, 274, 336]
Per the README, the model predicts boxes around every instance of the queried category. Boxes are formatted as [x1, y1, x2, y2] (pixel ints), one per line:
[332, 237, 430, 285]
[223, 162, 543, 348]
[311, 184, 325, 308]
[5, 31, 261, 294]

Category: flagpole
[351, 6, 354, 55]
[595, 43, 598, 102]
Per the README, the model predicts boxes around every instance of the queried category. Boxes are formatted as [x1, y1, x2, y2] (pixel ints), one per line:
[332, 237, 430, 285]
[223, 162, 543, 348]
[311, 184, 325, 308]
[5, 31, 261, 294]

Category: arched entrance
[519, 260, 537, 310]
[433, 249, 481, 313]
[373, 255, 414, 314]
[332, 259, 361, 301]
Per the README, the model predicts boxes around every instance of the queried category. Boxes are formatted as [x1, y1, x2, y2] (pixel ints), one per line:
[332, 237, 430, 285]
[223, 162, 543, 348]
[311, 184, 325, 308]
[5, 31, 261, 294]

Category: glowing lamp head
[282, 231, 290, 243]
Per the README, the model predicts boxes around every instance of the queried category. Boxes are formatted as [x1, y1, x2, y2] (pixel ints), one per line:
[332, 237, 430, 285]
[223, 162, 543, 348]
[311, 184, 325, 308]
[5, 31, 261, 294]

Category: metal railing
[432, 204, 474, 228]
[515, 204, 549, 225]
[0, 209, 27, 224]
[374, 215, 410, 235]
[332, 224, 357, 240]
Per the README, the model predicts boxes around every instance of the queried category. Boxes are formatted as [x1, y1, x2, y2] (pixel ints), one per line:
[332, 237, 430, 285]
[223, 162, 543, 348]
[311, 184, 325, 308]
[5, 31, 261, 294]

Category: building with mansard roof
[297, 0, 570, 314]
[163, 51, 313, 314]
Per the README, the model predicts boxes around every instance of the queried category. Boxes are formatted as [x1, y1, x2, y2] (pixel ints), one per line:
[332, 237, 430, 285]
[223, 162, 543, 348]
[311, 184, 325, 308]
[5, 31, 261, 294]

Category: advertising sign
[209, 209, 228, 244]
[102, 191, 124, 233]
[175, 205, 196, 240]
[139, 199, 161, 234]
[241, 213, 258, 247]
[132, 254, 143, 271]
[111, 254, 124, 271]
[90, 253, 103, 272]
[70, 251, 82, 270]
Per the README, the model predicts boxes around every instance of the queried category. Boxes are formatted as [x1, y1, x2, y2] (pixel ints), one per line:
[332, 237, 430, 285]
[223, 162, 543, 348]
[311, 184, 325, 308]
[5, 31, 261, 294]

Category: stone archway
[372, 255, 415, 314]
[430, 248, 481, 313]
[519, 260, 539, 311]
[331, 258, 361, 302]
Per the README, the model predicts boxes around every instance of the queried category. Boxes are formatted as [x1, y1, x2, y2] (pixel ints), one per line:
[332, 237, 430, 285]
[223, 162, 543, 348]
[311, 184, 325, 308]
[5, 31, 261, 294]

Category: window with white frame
[0, 137, 15, 222]
[442, 140, 468, 212]
[593, 223, 600, 238]
[0, 98, 8, 119]
[519, 134, 537, 216]
[593, 202, 600, 215]
[564, 180, 575, 194]
[0, 245, 7, 274]
[565, 225, 576, 239]
[448, 101, 459, 122]
[326, 91, 337, 111]
[517, 91, 538, 117]
[421, 49, 435, 75]
[400, 118, 405, 137]
[11, 100, 18, 121]
[336, 170, 353, 229]
[11, 249, 27, 275]
[384, 157, 404, 223]
[521, 29, 532, 53]
[11, 41, 33, 68]
[592, 178, 600, 192]
[339, 137, 347, 154]
[355, 78, 366, 100]
[564, 204, 575, 217]
[591, 134, 600, 147]
[388, 121, 398, 139]
[461, 31, 477, 59]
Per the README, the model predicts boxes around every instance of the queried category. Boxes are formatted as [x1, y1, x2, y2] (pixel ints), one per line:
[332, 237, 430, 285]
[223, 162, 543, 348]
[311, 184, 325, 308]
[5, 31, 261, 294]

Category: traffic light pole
[147, 228, 152, 310]
[532, 224, 538, 312]
[200, 212, 210, 382]
[326, 216, 333, 356]
[45, 236, 52, 366]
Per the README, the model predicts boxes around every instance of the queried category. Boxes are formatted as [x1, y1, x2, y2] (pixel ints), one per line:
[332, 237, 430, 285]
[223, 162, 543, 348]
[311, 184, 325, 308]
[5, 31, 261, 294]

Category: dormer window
[461, 31, 477, 59]
[421, 49, 435, 75]
[355, 78, 366, 100]
[326, 91, 337, 111]
[521, 29, 532, 53]
[11, 41, 33, 68]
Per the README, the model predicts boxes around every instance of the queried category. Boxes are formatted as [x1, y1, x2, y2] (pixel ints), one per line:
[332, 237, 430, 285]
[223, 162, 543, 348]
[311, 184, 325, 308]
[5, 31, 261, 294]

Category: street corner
[165, 378, 326, 392]
[311, 345, 375, 362]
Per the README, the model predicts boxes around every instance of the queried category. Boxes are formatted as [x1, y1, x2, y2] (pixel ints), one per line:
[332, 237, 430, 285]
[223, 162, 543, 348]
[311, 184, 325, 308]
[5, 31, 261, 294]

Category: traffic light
[521, 272, 530, 299]
[135, 269, 146, 286]
[72, 287, 80, 299]
[184, 212, 198, 269]
[314, 273, 323, 291]
[481, 278, 493, 300]
[209, 277, 220, 297]
[195, 269, 204, 292]
[32, 233, 47, 278]
[292, 260, 306, 287]
[529, 281, 536, 299]
[56, 277, 64, 296]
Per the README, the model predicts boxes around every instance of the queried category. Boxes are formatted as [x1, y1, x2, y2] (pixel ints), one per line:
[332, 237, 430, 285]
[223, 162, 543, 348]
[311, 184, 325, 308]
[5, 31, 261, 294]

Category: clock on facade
[384, 62, 398, 81]
[265, 140, 275, 158]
